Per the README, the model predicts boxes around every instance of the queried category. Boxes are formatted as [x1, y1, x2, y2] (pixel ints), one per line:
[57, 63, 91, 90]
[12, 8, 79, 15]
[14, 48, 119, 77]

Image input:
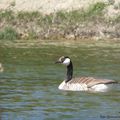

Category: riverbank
[0, 39, 120, 48]
[0, 1, 120, 40]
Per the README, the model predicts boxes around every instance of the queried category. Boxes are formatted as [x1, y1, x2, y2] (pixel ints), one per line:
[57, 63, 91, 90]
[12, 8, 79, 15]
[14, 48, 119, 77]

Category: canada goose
[0, 63, 4, 72]
[55, 56, 117, 92]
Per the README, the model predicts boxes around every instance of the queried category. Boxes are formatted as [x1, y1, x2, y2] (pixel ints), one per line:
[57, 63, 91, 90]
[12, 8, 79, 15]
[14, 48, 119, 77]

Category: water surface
[0, 41, 120, 120]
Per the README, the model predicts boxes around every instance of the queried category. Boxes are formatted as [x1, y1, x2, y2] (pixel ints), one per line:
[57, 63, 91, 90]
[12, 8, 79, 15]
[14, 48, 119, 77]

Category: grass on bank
[0, 2, 107, 24]
[55, 2, 106, 24]
[0, 2, 119, 40]
[0, 27, 19, 40]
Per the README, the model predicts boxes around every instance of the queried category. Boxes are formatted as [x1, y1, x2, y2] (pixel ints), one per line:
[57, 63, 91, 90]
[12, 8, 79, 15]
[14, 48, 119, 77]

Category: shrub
[87, 2, 106, 15]
[0, 27, 19, 40]
[0, 10, 14, 21]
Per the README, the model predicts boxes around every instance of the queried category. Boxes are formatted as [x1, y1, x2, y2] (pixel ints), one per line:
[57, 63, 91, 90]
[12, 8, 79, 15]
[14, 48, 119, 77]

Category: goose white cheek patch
[63, 58, 70, 66]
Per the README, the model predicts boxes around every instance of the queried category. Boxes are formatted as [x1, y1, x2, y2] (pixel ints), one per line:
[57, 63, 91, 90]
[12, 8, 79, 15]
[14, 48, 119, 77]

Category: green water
[0, 41, 120, 120]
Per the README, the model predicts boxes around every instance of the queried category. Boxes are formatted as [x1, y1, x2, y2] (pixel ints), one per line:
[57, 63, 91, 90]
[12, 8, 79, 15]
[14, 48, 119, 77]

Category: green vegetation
[0, 10, 14, 21]
[17, 11, 40, 20]
[54, 2, 106, 23]
[0, 27, 19, 40]
[86, 2, 106, 16]
[0, 2, 119, 40]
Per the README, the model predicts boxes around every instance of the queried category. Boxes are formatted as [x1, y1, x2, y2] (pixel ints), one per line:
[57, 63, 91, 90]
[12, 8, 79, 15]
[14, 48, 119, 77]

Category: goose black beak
[55, 61, 62, 64]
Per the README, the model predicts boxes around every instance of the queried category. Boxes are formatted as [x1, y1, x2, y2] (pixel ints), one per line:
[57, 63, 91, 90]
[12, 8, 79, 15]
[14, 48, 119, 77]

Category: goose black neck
[66, 61, 73, 83]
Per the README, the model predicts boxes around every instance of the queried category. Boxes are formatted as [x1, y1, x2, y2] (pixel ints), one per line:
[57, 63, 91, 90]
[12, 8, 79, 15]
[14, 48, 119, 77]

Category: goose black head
[55, 56, 73, 82]
[55, 56, 71, 66]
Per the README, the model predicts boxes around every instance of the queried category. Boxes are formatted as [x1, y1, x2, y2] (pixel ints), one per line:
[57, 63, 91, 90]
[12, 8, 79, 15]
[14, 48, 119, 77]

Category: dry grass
[0, 2, 120, 40]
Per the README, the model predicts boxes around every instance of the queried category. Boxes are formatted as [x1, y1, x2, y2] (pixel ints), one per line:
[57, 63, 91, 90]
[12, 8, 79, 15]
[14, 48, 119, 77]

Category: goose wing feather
[68, 77, 117, 88]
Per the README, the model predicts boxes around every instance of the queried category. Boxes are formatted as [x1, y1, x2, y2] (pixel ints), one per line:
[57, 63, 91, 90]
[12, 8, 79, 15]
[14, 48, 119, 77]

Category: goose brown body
[58, 77, 117, 91]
